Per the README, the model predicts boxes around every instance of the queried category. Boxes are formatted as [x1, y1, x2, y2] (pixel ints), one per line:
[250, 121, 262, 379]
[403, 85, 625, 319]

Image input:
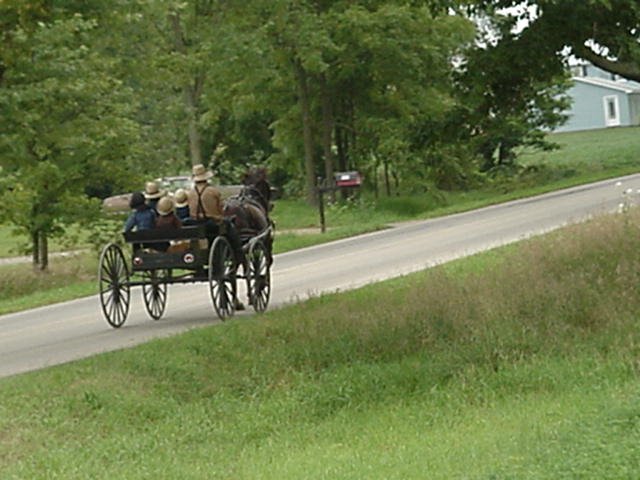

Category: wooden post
[317, 177, 326, 233]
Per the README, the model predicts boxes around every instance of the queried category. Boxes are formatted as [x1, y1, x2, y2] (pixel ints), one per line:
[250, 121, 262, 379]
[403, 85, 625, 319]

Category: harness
[240, 186, 267, 212]
[195, 184, 209, 220]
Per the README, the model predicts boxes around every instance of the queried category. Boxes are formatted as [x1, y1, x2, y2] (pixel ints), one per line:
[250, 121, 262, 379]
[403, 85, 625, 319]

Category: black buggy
[98, 224, 273, 328]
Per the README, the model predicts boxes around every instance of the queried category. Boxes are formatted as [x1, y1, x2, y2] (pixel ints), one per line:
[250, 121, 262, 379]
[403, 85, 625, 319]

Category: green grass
[0, 223, 89, 258]
[0, 253, 96, 315]
[520, 126, 640, 169]
[1, 209, 640, 478]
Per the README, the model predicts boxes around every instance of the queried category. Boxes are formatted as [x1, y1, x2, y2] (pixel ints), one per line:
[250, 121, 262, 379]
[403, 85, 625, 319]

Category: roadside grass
[0, 224, 89, 258]
[1, 209, 640, 478]
[0, 253, 96, 315]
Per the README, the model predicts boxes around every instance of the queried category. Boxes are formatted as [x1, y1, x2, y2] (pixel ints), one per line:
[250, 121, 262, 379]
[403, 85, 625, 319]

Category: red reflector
[133, 257, 143, 266]
[183, 253, 195, 263]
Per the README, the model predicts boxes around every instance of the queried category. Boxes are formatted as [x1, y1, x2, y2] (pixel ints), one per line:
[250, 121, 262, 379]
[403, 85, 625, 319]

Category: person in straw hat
[155, 196, 182, 230]
[187, 164, 222, 223]
[173, 188, 190, 221]
[187, 163, 245, 309]
[144, 181, 166, 214]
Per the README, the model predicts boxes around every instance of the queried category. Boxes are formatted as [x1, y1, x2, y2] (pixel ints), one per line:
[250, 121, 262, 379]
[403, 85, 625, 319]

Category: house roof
[573, 76, 640, 94]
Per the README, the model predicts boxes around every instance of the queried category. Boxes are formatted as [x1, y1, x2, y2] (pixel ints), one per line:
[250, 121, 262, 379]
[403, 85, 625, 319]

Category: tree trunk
[169, 10, 205, 166]
[335, 124, 347, 172]
[294, 60, 317, 206]
[32, 230, 39, 269]
[479, 140, 497, 172]
[384, 159, 391, 197]
[185, 85, 203, 165]
[372, 153, 379, 199]
[39, 233, 48, 271]
[320, 74, 335, 202]
[348, 98, 357, 169]
[498, 142, 515, 166]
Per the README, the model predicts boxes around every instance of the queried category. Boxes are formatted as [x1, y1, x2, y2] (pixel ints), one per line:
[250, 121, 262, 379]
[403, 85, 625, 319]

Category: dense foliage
[1, 0, 638, 266]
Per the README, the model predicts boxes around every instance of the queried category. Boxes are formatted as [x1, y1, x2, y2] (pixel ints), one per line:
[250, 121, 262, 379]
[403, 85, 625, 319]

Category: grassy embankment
[0, 126, 639, 315]
[1, 207, 639, 478]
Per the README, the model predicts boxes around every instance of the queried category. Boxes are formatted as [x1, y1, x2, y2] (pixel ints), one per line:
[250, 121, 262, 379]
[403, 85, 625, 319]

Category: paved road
[1, 174, 638, 378]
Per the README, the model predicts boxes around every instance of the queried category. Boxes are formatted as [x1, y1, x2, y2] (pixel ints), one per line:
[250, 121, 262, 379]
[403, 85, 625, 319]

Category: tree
[0, 15, 141, 269]
[449, 8, 571, 172]
[470, 1, 640, 81]
[223, 1, 474, 202]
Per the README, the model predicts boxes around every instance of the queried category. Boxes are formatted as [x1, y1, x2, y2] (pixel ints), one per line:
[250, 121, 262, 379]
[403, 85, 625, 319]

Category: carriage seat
[123, 225, 209, 252]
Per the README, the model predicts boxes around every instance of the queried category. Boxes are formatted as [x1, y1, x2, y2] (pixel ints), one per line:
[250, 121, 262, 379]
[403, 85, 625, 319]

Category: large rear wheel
[141, 270, 168, 320]
[248, 240, 271, 313]
[98, 243, 130, 328]
[208, 236, 237, 320]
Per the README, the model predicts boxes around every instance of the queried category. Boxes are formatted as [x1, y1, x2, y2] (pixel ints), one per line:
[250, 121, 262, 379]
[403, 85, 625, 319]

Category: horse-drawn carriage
[98, 170, 274, 328]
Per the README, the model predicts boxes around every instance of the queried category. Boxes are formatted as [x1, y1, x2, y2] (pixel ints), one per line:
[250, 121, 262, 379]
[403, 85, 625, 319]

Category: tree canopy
[471, 1, 640, 81]
[3, 0, 638, 267]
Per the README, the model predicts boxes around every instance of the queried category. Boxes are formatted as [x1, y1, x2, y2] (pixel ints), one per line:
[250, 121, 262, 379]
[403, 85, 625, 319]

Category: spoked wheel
[98, 243, 131, 328]
[248, 240, 271, 313]
[208, 236, 237, 320]
[141, 270, 168, 320]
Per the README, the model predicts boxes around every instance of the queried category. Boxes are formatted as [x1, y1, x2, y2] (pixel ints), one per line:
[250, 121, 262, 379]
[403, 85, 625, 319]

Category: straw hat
[144, 181, 166, 200]
[156, 196, 174, 216]
[174, 188, 188, 207]
[192, 164, 213, 182]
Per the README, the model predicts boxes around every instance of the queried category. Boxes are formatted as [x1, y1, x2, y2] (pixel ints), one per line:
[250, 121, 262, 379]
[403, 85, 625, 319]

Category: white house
[555, 62, 640, 132]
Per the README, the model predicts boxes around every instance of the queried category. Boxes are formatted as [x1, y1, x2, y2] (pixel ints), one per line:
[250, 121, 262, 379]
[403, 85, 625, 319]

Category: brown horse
[223, 167, 274, 264]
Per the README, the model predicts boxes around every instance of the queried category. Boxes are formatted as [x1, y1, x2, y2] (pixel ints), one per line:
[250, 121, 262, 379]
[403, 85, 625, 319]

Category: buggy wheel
[141, 270, 168, 320]
[98, 243, 130, 328]
[248, 240, 271, 313]
[208, 236, 237, 320]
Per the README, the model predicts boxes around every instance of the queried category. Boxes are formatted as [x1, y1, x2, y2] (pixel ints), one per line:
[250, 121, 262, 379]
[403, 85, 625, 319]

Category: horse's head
[242, 167, 271, 212]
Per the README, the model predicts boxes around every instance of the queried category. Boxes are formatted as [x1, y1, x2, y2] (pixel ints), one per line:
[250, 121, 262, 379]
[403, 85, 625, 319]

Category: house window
[603, 95, 621, 127]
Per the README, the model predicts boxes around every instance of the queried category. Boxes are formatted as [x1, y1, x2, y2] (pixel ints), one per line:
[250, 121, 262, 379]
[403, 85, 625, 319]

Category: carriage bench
[123, 225, 210, 270]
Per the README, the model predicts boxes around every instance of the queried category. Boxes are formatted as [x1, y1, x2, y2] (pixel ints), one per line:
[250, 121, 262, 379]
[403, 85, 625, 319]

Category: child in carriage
[153, 196, 182, 252]
[155, 196, 182, 230]
[144, 181, 166, 213]
[123, 191, 157, 250]
[124, 191, 156, 233]
[173, 188, 190, 221]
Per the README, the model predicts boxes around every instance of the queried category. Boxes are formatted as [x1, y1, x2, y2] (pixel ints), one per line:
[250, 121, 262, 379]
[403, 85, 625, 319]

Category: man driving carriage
[186, 164, 223, 224]
[186, 164, 246, 306]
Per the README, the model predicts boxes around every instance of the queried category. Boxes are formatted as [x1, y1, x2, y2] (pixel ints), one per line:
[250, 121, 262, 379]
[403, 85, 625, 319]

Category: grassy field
[1, 208, 639, 478]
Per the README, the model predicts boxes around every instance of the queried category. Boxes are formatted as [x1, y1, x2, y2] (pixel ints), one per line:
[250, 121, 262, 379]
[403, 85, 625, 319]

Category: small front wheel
[98, 243, 130, 328]
[142, 270, 168, 320]
[208, 236, 237, 320]
[248, 240, 271, 313]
